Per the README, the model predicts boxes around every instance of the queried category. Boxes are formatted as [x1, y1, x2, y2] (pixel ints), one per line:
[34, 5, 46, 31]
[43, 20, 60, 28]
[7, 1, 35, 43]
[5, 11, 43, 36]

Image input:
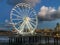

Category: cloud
[38, 6, 60, 21]
[7, 0, 40, 7]
[25, 0, 39, 7]
[38, 6, 56, 17]
[38, 6, 48, 17]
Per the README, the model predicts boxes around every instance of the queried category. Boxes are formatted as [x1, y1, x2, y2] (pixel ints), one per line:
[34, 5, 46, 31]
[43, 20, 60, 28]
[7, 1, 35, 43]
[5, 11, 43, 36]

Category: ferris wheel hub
[24, 17, 30, 23]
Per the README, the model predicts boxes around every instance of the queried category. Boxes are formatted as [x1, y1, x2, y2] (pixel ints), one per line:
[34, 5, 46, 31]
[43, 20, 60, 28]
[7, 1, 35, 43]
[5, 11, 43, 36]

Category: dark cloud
[51, 11, 60, 19]
[38, 11, 60, 21]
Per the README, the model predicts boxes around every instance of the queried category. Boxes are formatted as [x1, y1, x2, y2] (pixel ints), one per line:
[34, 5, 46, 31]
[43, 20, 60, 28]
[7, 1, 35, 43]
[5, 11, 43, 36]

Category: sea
[0, 36, 60, 45]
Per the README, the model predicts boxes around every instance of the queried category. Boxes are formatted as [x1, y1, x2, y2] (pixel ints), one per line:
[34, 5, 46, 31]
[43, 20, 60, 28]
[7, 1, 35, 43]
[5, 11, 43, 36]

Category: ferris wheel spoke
[18, 22, 24, 29]
[18, 5, 25, 14]
[19, 8, 26, 16]
[26, 23, 31, 31]
[12, 13, 22, 19]
[29, 12, 36, 17]
[24, 8, 28, 15]
[26, 22, 33, 32]
[26, 9, 30, 14]
[29, 11, 33, 16]
[28, 7, 31, 13]
[29, 8, 34, 14]
[28, 22, 34, 30]
[26, 6, 31, 14]
[12, 19, 22, 20]
[14, 21, 22, 25]
[30, 14, 36, 18]
[25, 8, 30, 14]
[30, 22, 36, 27]
[31, 18, 36, 20]
[18, 22, 25, 32]
[13, 9, 21, 15]
[20, 25, 25, 32]
[12, 13, 20, 17]
[18, 7, 24, 14]
[17, 21, 22, 24]
[22, 8, 25, 13]
[30, 20, 36, 24]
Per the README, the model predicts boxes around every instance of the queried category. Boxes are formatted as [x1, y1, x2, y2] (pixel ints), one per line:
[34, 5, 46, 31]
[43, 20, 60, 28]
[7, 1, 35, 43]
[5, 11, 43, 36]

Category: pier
[8, 33, 60, 45]
[0, 23, 60, 45]
[0, 30, 60, 45]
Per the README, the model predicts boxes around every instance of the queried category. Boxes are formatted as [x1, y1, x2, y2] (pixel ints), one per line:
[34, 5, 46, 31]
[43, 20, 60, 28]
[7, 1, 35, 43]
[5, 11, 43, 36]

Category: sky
[0, 0, 60, 29]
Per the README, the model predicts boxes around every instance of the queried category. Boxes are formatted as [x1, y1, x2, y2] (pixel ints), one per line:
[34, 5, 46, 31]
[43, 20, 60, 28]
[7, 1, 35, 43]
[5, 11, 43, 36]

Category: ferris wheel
[10, 3, 38, 35]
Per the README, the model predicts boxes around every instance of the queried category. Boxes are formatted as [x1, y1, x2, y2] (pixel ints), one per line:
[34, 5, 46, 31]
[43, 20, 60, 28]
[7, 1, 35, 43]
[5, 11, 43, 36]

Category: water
[0, 36, 9, 45]
[0, 36, 60, 45]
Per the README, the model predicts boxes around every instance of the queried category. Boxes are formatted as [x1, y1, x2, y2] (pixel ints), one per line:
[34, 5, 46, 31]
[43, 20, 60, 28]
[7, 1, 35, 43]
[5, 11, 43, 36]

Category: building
[0, 23, 60, 36]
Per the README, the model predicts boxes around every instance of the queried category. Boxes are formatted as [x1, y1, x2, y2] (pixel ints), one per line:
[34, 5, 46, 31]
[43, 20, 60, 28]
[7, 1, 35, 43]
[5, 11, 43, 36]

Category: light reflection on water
[0, 36, 9, 43]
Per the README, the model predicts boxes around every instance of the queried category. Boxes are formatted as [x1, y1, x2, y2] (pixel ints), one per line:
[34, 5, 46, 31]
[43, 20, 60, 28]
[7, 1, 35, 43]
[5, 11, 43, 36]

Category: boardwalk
[8, 33, 60, 45]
